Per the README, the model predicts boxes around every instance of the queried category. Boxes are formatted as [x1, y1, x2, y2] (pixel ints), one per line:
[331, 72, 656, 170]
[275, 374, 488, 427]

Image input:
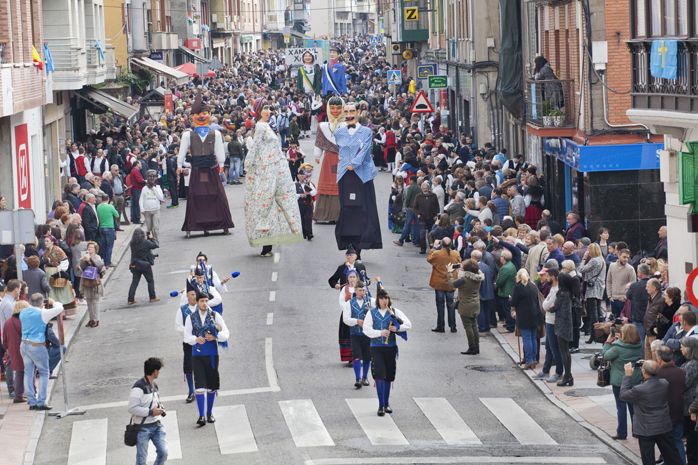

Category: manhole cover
[464, 365, 510, 373]
[564, 388, 611, 397]
[85, 376, 137, 388]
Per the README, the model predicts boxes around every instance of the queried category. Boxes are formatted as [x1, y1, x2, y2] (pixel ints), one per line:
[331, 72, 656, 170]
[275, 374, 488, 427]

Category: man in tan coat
[427, 237, 462, 333]
[606, 249, 636, 318]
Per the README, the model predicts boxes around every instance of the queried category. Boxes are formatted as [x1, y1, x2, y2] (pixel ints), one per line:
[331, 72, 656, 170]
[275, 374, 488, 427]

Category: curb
[489, 329, 642, 465]
[22, 226, 138, 465]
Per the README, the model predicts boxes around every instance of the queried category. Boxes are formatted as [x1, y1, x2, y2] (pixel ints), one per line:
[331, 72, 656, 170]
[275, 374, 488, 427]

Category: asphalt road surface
[33, 137, 632, 465]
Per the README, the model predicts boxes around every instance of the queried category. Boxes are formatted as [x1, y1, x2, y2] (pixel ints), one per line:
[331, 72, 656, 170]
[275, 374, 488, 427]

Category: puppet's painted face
[192, 111, 211, 127]
[329, 104, 343, 119]
[344, 105, 357, 124]
[302, 52, 314, 65]
[330, 50, 339, 61]
[260, 106, 271, 122]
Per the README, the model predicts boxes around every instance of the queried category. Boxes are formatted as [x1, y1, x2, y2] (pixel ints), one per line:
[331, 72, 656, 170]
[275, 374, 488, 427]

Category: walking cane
[516, 332, 523, 365]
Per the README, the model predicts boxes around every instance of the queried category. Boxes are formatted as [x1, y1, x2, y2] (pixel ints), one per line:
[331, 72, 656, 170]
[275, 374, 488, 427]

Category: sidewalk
[491, 326, 642, 464]
[0, 224, 138, 465]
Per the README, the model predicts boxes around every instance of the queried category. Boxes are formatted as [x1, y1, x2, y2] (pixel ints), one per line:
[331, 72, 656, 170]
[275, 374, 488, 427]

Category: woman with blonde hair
[510, 268, 543, 369]
[580, 242, 606, 344]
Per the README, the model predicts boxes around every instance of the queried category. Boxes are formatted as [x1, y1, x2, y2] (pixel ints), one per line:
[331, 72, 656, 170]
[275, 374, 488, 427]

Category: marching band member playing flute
[183, 291, 230, 427]
[174, 289, 198, 403]
[363, 288, 412, 417]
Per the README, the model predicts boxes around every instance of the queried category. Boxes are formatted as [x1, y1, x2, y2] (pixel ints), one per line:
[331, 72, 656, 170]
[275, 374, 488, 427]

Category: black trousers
[168, 174, 179, 206]
[299, 202, 313, 238]
[584, 298, 601, 334]
[128, 265, 156, 301]
[182, 342, 192, 374]
[638, 432, 682, 465]
[684, 415, 698, 464]
[557, 336, 572, 378]
[371, 346, 397, 382]
[571, 304, 581, 348]
[351, 334, 371, 362]
[192, 355, 220, 390]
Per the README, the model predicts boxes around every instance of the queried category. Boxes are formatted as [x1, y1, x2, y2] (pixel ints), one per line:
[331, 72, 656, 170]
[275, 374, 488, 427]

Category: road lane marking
[304, 457, 607, 464]
[274, 252, 280, 263]
[345, 398, 408, 445]
[271, 271, 278, 282]
[480, 397, 557, 445]
[267, 312, 274, 325]
[269, 290, 276, 302]
[266, 337, 280, 391]
[214, 405, 258, 454]
[147, 410, 181, 462]
[414, 397, 481, 445]
[67, 418, 107, 465]
[279, 399, 335, 447]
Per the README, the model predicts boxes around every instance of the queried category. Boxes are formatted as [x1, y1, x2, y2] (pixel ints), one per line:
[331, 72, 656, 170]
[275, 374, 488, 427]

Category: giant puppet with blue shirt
[334, 102, 382, 258]
[321, 46, 348, 97]
[177, 92, 234, 238]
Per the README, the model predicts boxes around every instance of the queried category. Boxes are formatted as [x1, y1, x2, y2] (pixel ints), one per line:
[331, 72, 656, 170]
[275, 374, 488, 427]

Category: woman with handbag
[580, 243, 607, 344]
[42, 235, 76, 317]
[78, 241, 105, 328]
[602, 324, 643, 440]
[553, 272, 576, 386]
[510, 269, 542, 369]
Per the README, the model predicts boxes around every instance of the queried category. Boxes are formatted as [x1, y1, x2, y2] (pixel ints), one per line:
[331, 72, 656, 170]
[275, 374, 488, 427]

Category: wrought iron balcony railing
[525, 78, 576, 128]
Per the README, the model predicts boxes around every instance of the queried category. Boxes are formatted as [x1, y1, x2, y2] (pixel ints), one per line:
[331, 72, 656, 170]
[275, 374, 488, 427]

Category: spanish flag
[32, 45, 43, 70]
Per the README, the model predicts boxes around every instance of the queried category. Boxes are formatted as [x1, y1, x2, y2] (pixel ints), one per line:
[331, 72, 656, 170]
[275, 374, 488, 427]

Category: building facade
[309, 0, 378, 38]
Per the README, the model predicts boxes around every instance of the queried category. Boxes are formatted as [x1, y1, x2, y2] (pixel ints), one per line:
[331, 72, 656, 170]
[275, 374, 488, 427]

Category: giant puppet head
[252, 98, 270, 123]
[190, 92, 211, 128]
[327, 96, 345, 132]
[343, 102, 358, 126]
[329, 46, 341, 65]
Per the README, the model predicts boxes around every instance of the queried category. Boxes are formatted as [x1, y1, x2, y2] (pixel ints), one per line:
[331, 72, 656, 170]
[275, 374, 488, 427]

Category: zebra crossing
[66, 396, 572, 464]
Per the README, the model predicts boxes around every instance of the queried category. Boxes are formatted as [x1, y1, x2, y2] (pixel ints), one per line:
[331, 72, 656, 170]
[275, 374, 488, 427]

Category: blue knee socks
[185, 373, 194, 395]
[362, 360, 371, 380]
[352, 360, 361, 381]
[206, 390, 216, 415]
[384, 382, 391, 406]
[195, 392, 205, 417]
[375, 379, 385, 408]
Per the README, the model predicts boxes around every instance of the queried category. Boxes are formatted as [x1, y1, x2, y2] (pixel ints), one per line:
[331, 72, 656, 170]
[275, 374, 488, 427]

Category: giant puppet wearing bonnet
[177, 92, 234, 237]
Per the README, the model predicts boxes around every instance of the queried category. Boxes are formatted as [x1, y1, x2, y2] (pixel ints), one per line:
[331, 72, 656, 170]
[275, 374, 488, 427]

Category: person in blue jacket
[322, 46, 347, 96]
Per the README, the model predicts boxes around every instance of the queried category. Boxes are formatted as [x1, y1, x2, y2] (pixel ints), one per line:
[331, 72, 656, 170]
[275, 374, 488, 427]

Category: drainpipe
[468, 0, 476, 141]
[600, 73, 649, 131]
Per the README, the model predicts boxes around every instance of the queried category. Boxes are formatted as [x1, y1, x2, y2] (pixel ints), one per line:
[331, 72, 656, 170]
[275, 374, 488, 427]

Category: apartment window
[634, 0, 689, 37]
[635, 0, 647, 36]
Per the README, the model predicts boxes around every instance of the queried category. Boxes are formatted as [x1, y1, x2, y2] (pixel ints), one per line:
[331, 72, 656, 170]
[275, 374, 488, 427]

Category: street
[32, 137, 631, 465]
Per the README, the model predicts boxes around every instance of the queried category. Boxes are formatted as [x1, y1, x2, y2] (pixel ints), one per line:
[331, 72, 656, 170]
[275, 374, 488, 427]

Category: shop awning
[178, 46, 211, 64]
[131, 57, 189, 84]
[78, 88, 139, 121]
[544, 138, 663, 172]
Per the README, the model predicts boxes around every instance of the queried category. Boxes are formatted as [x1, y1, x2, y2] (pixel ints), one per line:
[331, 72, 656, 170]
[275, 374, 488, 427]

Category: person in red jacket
[385, 127, 397, 172]
[3, 301, 27, 404]
[127, 160, 146, 224]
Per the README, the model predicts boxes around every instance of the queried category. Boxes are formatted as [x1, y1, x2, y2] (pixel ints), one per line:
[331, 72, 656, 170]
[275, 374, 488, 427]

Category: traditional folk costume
[189, 256, 228, 314]
[296, 62, 322, 95]
[328, 248, 367, 363]
[174, 296, 197, 403]
[183, 297, 230, 426]
[321, 56, 348, 96]
[363, 299, 411, 416]
[295, 175, 317, 240]
[335, 123, 383, 254]
[244, 106, 303, 250]
[342, 282, 379, 388]
[177, 94, 234, 236]
[313, 100, 343, 223]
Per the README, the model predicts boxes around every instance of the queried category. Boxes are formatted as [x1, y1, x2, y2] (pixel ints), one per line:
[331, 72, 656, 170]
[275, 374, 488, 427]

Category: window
[635, 0, 691, 37]
[635, 0, 647, 36]
[651, 0, 662, 35]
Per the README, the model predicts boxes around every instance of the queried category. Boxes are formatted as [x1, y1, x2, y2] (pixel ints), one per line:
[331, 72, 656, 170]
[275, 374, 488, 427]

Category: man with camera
[620, 359, 683, 465]
[426, 237, 461, 333]
[127, 357, 168, 465]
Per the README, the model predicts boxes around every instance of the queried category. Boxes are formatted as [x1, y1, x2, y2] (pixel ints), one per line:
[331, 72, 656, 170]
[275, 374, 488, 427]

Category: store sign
[417, 64, 437, 79]
[149, 51, 164, 61]
[184, 38, 202, 50]
[428, 75, 448, 89]
[14, 124, 31, 209]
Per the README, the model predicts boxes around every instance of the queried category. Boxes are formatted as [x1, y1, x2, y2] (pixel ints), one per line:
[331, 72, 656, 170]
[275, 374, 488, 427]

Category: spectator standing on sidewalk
[227, 130, 244, 185]
[427, 238, 461, 333]
[580, 243, 606, 344]
[96, 193, 119, 267]
[620, 360, 683, 465]
[447, 259, 484, 354]
[128, 357, 168, 465]
[140, 170, 164, 242]
[535, 268, 563, 383]
[127, 229, 159, 305]
[644, 278, 665, 359]
[606, 249, 636, 317]
[510, 269, 541, 369]
[129, 160, 146, 225]
[111, 164, 130, 226]
[394, 176, 420, 247]
[683, 337, 698, 463]
[78, 241, 105, 328]
[3, 301, 28, 403]
[627, 263, 651, 343]
[655, 344, 687, 464]
[495, 249, 517, 332]
[472, 249, 496, 333]
[20, 294, 64, 410]
[414, 181, 440, 254]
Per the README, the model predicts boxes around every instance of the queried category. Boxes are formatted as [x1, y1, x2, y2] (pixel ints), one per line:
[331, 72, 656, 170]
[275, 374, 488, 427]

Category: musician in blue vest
[174, 288, 197, 403]
[186, 267, 223, 314]
[362, 288, 412, 417]
[183, 291, 230, 427]
[342, 279, 383, 389]
[321, 46, 348, 96]
[190, 252, 229, 314]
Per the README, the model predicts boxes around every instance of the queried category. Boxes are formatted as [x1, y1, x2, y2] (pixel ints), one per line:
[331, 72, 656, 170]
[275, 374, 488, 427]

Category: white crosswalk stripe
[67, 418, 108, 465]
[214, 404, 258, 454]
[345, 398, 409, 445]
[279, 399, 335, 447]
[414, 397, 482, 445]
[147, 410, 182, 463]
[481, 397, 557, 445]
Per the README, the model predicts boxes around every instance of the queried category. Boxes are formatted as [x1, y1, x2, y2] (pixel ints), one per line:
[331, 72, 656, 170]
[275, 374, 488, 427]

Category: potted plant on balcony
[541, 100, 554, 127]
[549, 108, 565, 127]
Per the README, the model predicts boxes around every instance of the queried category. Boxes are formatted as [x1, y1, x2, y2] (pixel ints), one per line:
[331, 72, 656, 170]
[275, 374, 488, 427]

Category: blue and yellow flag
[650, 39, 678, 80]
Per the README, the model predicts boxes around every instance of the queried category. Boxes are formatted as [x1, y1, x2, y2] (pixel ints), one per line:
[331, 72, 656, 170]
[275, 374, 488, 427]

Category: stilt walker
[174, 289, 197, 403]
[363, 288, 411, 417]
[183, 292, 230, 426]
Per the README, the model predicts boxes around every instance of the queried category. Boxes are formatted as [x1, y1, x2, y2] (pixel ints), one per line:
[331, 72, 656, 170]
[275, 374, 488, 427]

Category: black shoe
[431, 328, 445, 333]
[585, 339, 594, 344]
[377, 407, 385, 417]
[185, 393, 195, 404]
[569, 347, 580, 354]
[203, 231, 210, 237]
[35, 404, 52, 411]
[611, 435, 627, 440]
[29, 405, 37, 410]
[450, 327, 457, 333]
[362, 378, 370, 386]
[419, 250, 426, 254]
[384, 405, 393, 414]
[461, 349, 478, 355]
[557, 376, 574, 387]
[196, 416, 207, 427]
[354, 381, 362, 389]
[207, 415, 215, 424]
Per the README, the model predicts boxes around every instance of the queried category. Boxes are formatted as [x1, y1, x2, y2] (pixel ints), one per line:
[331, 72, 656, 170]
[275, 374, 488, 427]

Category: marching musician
[183, 291, 230, 427]
[190, 252, 229, 314]
[363, 288, 412, 417]
[330, 246, 368, 364]
[174, 289, 197, 403]
[342, 278, 382, 389]
[186, 268, 223, 313]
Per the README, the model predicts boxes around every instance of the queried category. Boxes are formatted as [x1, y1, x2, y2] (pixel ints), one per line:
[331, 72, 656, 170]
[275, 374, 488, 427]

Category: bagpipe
[384, 305, 407, 345]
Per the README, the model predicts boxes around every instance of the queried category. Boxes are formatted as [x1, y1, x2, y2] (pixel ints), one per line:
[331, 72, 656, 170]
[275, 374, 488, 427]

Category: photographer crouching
[620, 359, 683, 465]
[127, 357, 168, 465]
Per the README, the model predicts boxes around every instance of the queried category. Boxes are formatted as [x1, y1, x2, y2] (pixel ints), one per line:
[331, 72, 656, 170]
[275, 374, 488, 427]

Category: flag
[32, 45, 43, 70]
[43, 44, 54, 73]
[650, 39, 678, 80]
[94, 40, 105, 61]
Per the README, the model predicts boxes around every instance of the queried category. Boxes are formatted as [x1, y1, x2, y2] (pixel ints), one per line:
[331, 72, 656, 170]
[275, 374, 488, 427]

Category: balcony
[85, 40, 107, 85]
[525, 78, 577, 137]
[151, 32, 179, 50]
[45, 38, 88, 91]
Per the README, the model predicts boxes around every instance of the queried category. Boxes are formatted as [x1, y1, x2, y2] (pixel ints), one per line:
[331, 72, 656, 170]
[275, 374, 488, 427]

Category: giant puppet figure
[178, 93, 234, 238]
[313, 96, 344, 223]
[296, 50, 322, 95]
[334, 103, 382, 258]
[321, 46, 348, 97]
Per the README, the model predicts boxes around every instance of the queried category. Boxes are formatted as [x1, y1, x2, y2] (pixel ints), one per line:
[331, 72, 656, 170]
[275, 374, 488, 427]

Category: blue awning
[543, 138, 663, 172]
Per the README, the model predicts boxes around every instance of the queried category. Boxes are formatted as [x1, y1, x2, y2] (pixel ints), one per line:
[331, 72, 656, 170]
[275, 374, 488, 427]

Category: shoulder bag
[124, 396, 153, 447]
[596, 359, 611, 387]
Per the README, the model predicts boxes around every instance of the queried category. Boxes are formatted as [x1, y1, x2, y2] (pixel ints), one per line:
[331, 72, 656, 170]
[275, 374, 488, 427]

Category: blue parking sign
[387, 69, 402, 85]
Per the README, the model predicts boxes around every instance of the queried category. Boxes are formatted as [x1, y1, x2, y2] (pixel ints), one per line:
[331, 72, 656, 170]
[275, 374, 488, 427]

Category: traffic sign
[428, 75, 448, 89]
[417, 64, 437, 79]
[410, 90, 434, 113]
[404, 6, 418, 21]
[387, 69, 402, 85]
